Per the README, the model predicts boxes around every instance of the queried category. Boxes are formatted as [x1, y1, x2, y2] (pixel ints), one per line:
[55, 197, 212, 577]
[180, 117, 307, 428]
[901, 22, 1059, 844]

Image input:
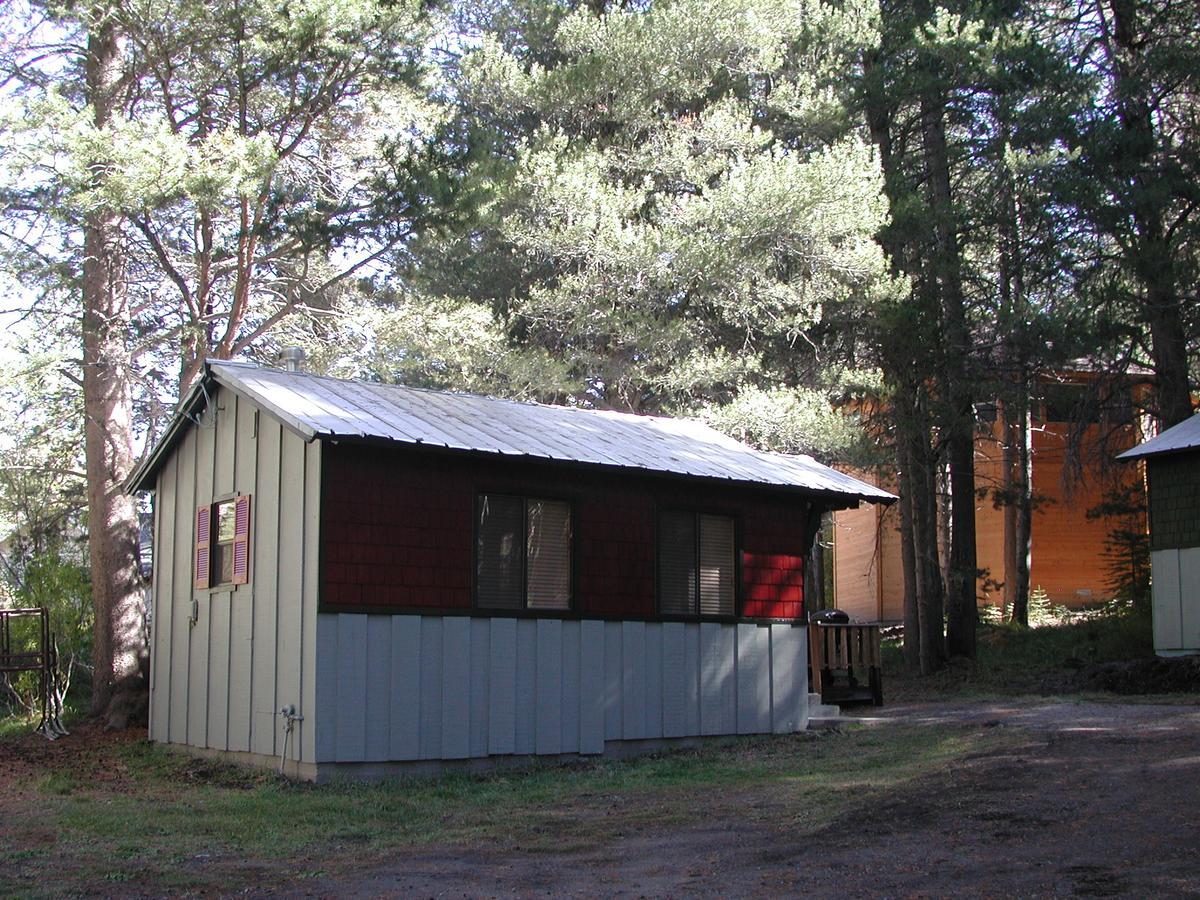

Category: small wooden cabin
[128, 359, 892, 780]
[1119, 413, 1200, 657]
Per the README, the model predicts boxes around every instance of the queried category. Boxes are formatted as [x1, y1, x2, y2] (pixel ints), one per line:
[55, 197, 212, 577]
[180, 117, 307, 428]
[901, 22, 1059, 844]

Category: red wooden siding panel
[321, 445, 815, 620]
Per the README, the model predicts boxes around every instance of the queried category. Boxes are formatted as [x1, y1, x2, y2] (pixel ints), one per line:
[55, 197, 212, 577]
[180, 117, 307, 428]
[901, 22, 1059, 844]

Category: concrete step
[808, 693, 841, 719]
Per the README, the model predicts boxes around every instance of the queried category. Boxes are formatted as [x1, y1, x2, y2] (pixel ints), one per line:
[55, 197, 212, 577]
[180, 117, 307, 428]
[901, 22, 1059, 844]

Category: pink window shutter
[231, 494, 251, 586]
[194, 504, 211, 590]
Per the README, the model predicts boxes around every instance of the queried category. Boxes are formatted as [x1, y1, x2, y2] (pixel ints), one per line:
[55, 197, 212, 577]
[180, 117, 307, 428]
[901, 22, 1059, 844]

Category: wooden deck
[808, 622, 883, 707]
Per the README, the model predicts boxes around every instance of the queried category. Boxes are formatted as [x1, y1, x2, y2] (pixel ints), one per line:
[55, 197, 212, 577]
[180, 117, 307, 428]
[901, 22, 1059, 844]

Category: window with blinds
[658, 510, 735, 616]
[476, 494, 572, 610]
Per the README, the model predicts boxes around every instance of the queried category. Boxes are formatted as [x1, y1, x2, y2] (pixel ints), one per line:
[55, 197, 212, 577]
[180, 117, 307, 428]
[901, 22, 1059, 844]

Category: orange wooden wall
[832, 419, 1145, 621]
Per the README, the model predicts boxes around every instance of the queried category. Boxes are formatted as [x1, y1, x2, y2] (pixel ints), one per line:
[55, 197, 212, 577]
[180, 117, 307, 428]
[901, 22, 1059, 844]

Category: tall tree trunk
[1103, 0, 1194, 429]
[1013, 386, 1033, 624]
[996, 111, 1033, 627]
[862, 41, 944, 671]
[82, 7, 144, 723]
[919, 85, 978, 659]
[895, 388, 923, 671]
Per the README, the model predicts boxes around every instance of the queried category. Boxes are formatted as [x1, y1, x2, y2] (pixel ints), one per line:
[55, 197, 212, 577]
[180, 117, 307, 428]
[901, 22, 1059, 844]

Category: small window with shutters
[476, 493, 572, 611]
[195, 495, 251, 589]
[658, 510, 736, 616]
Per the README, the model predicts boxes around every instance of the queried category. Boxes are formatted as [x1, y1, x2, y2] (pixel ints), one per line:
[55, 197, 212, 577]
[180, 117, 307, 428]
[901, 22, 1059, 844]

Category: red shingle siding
[741, 506, 809, 619]
[321, 444, 813, 620]
[322, 453, 474, 610]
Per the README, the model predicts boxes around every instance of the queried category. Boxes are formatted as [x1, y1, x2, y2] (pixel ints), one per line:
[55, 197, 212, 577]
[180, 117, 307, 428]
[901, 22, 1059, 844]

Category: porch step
[808, 693, 842, 727]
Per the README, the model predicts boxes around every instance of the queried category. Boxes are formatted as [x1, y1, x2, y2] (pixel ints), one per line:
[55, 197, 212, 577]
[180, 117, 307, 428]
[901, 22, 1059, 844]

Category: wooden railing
[808, 622, 883, 707]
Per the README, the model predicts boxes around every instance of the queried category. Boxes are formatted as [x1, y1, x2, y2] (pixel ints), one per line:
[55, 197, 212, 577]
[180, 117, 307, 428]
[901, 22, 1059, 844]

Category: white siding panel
[487, 617, 517, 755]
[208, 592, 231, 749]
[188, 415, 215, 748]
[603, 622, 622, 740]
[661, 623, 687, 738]
[441, 617, 471, 760]
[299, 440, 321, 763]
[214, 392, 236, 497]
[151, 454, 175, 745]
[419, 617, 443, 759]
[1152, 549, 1183, 651]
[770, 624, 801, 734]
[579, 620, 605, 754]
[389, 616, 422, 761]
[700, 623, 736, 735]
[1179, 547, 1200, 654]
[228, 599, 254, 753]
[335, 614, 369, 762]
[314, 614, 338, 761]
[250, 415, 282, 757]
[274, 432, 305, 766]
[312, 614, 809, 762]
[621, 621, 646, 740]
[535, 620, 563, 755]
[736, 624, 770, 735]
[559, 621, 581, 753]
[643, 623, 663, 739]
[514, 619, 537, 754]
[169, 428, 196, 745]
[367, 614, 396, 763]
[469, 618, 491, 758]
[684, 624, 701, 735]
[228, 394, 258, 754]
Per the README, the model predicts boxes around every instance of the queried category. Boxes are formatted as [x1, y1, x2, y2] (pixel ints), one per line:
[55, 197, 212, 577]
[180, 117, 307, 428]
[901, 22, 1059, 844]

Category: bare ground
[3, 700, 1199, 898]
[299, 700, 1200, 899]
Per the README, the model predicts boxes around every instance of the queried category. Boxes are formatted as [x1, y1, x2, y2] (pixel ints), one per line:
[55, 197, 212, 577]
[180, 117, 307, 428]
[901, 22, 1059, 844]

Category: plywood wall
[149, 385, 322, 766]
[314, 615, 808, 763]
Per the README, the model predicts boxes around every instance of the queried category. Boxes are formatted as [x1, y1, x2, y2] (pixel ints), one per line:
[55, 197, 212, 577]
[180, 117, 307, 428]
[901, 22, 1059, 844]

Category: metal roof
[1117, 412, 1200, 461]
[128, 359, 895, 504]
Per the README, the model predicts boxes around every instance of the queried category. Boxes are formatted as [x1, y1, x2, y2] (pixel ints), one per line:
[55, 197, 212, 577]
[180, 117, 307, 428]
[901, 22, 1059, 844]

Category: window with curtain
[476, 494, 572, 610]
[658, 510, 735, 616]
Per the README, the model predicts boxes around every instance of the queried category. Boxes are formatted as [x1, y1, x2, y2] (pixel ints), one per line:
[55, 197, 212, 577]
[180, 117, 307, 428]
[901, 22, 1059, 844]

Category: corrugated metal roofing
[1117, 412, 1200, 460]
[129, 359, 894, 503]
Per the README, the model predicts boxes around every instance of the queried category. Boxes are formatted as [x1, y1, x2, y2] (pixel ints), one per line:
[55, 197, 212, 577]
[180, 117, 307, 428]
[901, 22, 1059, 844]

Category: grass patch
[882, 605, 1155, 702]
[4, 723, 1014, 897]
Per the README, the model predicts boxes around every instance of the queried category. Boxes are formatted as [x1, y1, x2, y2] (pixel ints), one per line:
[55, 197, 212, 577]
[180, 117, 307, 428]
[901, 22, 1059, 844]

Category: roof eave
[125, 375, 212, 494]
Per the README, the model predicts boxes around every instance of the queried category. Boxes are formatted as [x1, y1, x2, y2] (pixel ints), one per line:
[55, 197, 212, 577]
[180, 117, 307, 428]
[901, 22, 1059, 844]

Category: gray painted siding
[1152, 547, 1200, 655]
[314, 614, 808, 763]
[148, 385, 321, 767]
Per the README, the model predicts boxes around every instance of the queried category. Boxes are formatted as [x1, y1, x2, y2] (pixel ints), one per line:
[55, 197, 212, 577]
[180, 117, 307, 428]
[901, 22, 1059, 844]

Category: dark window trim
[314, 603, 800, 626]
[655, 506, 742, 618]
[472, 490, 577, 613]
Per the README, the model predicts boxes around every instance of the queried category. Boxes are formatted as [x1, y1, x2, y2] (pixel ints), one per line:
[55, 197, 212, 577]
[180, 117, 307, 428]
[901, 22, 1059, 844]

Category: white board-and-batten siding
[149, 385, 322, 768]
[314, 615, 809, 763]
[1151, 547, 1200, 656]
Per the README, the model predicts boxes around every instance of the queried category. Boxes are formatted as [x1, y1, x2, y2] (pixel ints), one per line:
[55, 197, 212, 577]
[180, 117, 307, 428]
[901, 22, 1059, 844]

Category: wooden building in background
[833, 372, 1149, 622]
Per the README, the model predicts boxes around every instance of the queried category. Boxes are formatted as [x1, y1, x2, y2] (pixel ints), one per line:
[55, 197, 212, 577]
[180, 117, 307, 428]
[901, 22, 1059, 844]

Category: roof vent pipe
[277, 347, 305, 372]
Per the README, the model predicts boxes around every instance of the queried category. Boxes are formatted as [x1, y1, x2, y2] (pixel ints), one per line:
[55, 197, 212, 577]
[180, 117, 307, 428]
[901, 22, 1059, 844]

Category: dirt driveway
[299, 699, 1200, 899]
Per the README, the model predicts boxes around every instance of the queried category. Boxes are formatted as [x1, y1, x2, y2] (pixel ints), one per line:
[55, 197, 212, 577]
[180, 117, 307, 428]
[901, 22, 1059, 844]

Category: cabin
[1118, 413, 1200, 657]
[833, 372, 1149, 620]
[127, 359, 893, 780]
